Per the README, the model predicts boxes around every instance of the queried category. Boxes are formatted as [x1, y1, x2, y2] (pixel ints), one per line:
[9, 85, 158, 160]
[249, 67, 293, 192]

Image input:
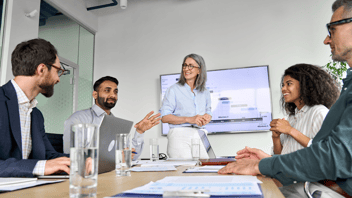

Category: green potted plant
[322, 56, 348, 89]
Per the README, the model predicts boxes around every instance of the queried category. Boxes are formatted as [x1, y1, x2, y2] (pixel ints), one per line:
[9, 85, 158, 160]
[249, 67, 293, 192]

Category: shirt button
[344, 88, 348, 90]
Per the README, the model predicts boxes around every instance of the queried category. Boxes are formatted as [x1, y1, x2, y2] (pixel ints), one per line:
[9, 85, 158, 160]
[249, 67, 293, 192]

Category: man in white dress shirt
[0, 38, 70, 177]
[63, 76, 161, 160]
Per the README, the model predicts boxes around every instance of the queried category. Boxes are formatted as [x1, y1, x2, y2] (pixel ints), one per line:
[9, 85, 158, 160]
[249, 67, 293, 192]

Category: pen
[222, 156, 236, 158]
[132, 151, 138, 154]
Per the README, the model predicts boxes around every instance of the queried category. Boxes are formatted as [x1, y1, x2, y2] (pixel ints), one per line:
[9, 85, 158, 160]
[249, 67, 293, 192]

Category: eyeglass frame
[326, 17, 352, 37]
[182, 64, 200, 70]
[46, 63, 68, 77]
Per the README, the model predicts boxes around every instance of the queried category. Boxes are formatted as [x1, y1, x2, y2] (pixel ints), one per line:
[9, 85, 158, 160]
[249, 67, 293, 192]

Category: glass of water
[70, 124, 99, 198]
[70, 147, 98, 198]
[191, 138, 200, 161]
[115, 134, 132, 176]
[149, 138, 159, 161]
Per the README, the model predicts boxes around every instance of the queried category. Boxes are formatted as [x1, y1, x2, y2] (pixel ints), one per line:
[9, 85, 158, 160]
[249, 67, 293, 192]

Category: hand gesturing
[135, 111, 161, 134]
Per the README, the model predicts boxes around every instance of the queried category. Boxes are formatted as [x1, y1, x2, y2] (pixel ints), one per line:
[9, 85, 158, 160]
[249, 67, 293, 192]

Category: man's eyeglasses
[182, 64, 200, 70]
[326, 17, 352, 37]
[47, 64, 69, 77]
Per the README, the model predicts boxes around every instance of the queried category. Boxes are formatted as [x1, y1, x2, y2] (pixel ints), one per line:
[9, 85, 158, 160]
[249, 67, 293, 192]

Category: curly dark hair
[280, 64, 340, 116]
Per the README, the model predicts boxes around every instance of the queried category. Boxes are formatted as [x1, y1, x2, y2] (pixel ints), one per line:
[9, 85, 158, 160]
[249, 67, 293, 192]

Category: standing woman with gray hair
[160, 54, 212, 159]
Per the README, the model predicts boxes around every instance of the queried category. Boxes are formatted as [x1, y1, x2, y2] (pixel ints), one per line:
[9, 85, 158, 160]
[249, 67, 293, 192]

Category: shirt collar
[184, 83, 198, 93]
[92, 104, 114, 117]
[11, 79, 38, 108]
[295, 105, 309, 114]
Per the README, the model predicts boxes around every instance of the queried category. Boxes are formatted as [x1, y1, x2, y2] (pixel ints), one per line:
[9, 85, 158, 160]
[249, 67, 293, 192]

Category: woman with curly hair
[270, 63, 340, 155]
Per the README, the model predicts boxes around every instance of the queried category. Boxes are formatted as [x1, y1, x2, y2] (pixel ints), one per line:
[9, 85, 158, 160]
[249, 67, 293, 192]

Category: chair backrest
[46, 133, 64, 153]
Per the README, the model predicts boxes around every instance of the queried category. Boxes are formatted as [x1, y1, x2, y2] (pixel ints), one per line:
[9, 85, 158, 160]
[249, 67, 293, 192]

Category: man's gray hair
[333, 0, 352, 16]
[178, 53, 207, 92]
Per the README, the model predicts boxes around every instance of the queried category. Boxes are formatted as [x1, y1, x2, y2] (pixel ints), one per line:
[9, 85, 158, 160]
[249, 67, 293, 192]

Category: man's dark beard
[39, 82, 54, 97]
[97, 96, 116, 109]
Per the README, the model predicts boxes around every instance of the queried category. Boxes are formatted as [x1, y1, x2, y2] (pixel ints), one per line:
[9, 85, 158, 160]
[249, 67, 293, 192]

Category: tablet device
[198, 130, 236, 165]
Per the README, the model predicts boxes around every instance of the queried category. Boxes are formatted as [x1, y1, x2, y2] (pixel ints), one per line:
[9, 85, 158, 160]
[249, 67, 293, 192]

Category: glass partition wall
[37, 9, 95, 135]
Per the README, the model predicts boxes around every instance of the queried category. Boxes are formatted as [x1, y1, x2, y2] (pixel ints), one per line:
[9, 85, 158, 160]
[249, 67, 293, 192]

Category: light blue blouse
[159, 83, 212, 128]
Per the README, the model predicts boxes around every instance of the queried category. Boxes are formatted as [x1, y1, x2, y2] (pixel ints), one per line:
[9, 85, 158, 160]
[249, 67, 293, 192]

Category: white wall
[93, 0, 335, 158]
[0, 0, 41, 85]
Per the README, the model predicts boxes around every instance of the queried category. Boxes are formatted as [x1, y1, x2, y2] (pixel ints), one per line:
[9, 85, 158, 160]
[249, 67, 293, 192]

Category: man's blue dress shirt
[63, 104, 144, 160]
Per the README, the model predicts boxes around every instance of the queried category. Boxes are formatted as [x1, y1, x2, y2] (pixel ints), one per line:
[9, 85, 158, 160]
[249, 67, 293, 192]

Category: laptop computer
[198, 130, 236, 165]
[98, 115, 133, 174]
[38, 115, 133, 178]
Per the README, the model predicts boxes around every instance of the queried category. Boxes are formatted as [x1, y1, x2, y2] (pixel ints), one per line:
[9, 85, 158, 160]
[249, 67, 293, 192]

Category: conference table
[1, 166, 284, 198]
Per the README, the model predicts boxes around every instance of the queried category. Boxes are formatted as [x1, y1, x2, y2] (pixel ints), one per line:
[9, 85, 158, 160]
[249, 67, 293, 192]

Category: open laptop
[98, 115, 133, 174]
[38, 115, 133, 178]
[198, 130, 236, 165]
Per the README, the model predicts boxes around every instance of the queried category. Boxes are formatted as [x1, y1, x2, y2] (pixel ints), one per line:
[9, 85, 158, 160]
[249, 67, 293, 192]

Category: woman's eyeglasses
[182, 64, 200, 70]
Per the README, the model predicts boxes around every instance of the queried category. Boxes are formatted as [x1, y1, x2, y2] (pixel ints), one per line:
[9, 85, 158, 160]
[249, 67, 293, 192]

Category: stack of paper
[130, 164, 177, 172]
[0, 177, 64, 192]
[0, 177, 37, 186]
[134, 160, 198, 166]
[183, 166, 225, 173]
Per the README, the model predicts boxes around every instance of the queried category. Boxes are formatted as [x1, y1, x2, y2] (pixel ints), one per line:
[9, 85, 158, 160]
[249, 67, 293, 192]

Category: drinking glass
[191, 138, 200, 161]
[69, 124, 99, 198]
[149, 138, 159, 161]
[115, 134, 132, 176]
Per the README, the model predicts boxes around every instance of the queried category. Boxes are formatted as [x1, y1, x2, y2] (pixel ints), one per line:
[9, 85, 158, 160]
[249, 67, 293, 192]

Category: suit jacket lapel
[3, 81, 22, 156]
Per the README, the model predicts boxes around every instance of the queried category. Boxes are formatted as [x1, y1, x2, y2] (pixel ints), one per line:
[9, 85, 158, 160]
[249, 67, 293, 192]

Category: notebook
[198, 130, 236, 165]
[38, 115, 133, 178]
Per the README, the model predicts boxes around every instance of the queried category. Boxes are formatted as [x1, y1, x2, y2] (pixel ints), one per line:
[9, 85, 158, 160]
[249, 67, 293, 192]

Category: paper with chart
[124, 176, 262, 195]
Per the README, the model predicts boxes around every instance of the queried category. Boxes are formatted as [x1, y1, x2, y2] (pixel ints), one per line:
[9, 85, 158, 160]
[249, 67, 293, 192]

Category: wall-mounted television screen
[160, 65, 272, 135]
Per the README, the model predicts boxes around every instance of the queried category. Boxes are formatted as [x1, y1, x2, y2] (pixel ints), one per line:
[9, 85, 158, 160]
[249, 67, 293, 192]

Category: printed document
[184, 166, 225, 173]
[134, 160, 198, 166]
[130, 165, 177, 172]
[124, 176, 262, 196]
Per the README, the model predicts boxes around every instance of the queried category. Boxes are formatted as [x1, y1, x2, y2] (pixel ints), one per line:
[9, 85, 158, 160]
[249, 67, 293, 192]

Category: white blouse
[280, 105, 329, 155]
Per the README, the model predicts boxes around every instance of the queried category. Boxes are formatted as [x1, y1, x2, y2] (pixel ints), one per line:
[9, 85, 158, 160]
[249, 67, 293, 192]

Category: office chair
[304, 181, 351, 198]
[304, 181, 321, 198]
